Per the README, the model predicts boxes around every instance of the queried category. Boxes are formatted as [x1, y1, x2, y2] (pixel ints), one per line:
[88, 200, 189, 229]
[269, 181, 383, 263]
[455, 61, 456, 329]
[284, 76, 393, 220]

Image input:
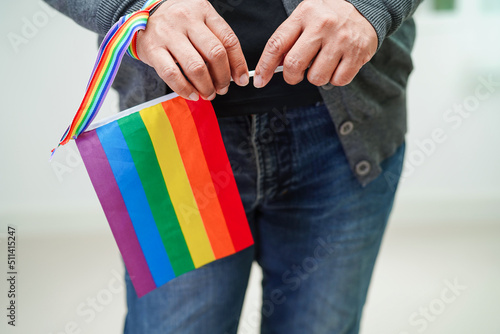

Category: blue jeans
[123, 102, 405, 334]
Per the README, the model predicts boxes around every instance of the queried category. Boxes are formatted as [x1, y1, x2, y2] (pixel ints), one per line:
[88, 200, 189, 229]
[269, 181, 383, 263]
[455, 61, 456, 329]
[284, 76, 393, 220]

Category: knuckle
[359, 37, 370, 49]
[185, 61, 207, 78]
[207, 43, 227, 62]
[315, 16, 334, 32]
[266, 34, 285, 55]
[297, 0, 314, 14]
[338, 31, 350, 44]
[169, 5, 190, 19]
[158, 65, 180, 83]
[283, 55, 305, 73]
[220, 31, 239, 50]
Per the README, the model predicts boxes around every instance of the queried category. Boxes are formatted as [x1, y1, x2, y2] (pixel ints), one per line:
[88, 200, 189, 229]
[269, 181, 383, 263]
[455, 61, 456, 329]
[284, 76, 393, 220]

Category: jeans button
[339, 121, 354, 136]
[355, 160, 371, 176]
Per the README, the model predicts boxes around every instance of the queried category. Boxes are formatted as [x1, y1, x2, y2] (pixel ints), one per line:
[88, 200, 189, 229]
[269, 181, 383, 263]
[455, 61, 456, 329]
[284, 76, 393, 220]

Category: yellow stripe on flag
[140, 104, 215, 268]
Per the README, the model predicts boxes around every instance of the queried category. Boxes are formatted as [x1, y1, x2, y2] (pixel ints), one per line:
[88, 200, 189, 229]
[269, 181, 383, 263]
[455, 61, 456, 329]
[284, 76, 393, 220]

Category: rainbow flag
[51, 0, 253, 297]
[76, 93, 253, 297]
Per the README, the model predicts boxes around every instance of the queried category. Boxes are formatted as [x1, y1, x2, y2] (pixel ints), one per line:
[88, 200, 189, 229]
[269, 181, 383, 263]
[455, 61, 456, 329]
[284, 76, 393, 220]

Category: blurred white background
[0, 0, 499, 333]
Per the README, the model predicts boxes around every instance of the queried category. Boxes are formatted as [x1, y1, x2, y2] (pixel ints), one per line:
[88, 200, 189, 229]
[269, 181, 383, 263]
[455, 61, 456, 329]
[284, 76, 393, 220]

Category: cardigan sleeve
[43, 0, 146, 35]
[345, 0, 423, 49]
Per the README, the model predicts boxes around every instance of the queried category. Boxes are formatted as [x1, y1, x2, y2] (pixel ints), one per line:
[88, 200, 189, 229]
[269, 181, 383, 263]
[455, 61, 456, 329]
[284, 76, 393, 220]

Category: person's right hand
[135, 0, 249, 101]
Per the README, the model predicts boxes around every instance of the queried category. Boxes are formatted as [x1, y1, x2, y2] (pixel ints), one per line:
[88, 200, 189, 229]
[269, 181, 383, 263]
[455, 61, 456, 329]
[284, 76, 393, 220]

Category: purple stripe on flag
[76, 130, 156, 297]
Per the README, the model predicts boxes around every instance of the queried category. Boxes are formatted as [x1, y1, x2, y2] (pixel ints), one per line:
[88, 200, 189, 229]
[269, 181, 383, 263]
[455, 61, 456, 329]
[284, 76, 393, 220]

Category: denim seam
[250, 114, 264, 209]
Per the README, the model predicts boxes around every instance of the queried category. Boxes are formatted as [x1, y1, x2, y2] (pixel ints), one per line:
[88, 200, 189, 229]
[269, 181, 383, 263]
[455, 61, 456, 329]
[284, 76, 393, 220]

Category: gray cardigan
[44, 0, 422, 186]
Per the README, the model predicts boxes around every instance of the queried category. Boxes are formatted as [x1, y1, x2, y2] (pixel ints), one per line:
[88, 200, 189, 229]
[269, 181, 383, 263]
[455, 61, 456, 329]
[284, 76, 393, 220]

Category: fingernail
[253, 75, 263, 88]
[217, 85, 229, 95]
[239, 73, 249, 86]
[206, 91, 216, 101]
[188, 93, 199, 101]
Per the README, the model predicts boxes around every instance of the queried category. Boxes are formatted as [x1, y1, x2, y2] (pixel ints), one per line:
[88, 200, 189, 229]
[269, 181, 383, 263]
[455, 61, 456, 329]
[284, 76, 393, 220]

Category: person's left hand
[253, 0, 378, 88]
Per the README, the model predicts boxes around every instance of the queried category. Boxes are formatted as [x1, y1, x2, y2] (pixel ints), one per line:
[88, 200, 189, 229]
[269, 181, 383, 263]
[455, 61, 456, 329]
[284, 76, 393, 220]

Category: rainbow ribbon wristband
[51, 0, 163, 157]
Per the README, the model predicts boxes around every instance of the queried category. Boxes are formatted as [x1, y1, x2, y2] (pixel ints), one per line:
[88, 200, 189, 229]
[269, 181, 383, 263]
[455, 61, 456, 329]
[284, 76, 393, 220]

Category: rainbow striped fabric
[52, 0, 162, 154]
[76, 93, 253, 297]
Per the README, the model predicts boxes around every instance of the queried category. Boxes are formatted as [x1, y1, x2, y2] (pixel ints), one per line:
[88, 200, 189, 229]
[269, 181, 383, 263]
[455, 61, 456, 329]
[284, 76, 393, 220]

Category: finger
[205, 12, 249, 87]
[135, 30, 150, 64]
[187, 24, 231, 95]
[330, 57, 361, 86]
[281, 32, 321, 85]
[306, 44, 342, 87]
[167, 33, 217, 100]
[254, 19, 302, 88]
[148, 46, 200, 101]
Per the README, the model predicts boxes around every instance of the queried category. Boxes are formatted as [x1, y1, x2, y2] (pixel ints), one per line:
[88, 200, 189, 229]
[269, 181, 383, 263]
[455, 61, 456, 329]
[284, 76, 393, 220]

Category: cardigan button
[339, 121, 354, 136]
[355, 160, 371, 176]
